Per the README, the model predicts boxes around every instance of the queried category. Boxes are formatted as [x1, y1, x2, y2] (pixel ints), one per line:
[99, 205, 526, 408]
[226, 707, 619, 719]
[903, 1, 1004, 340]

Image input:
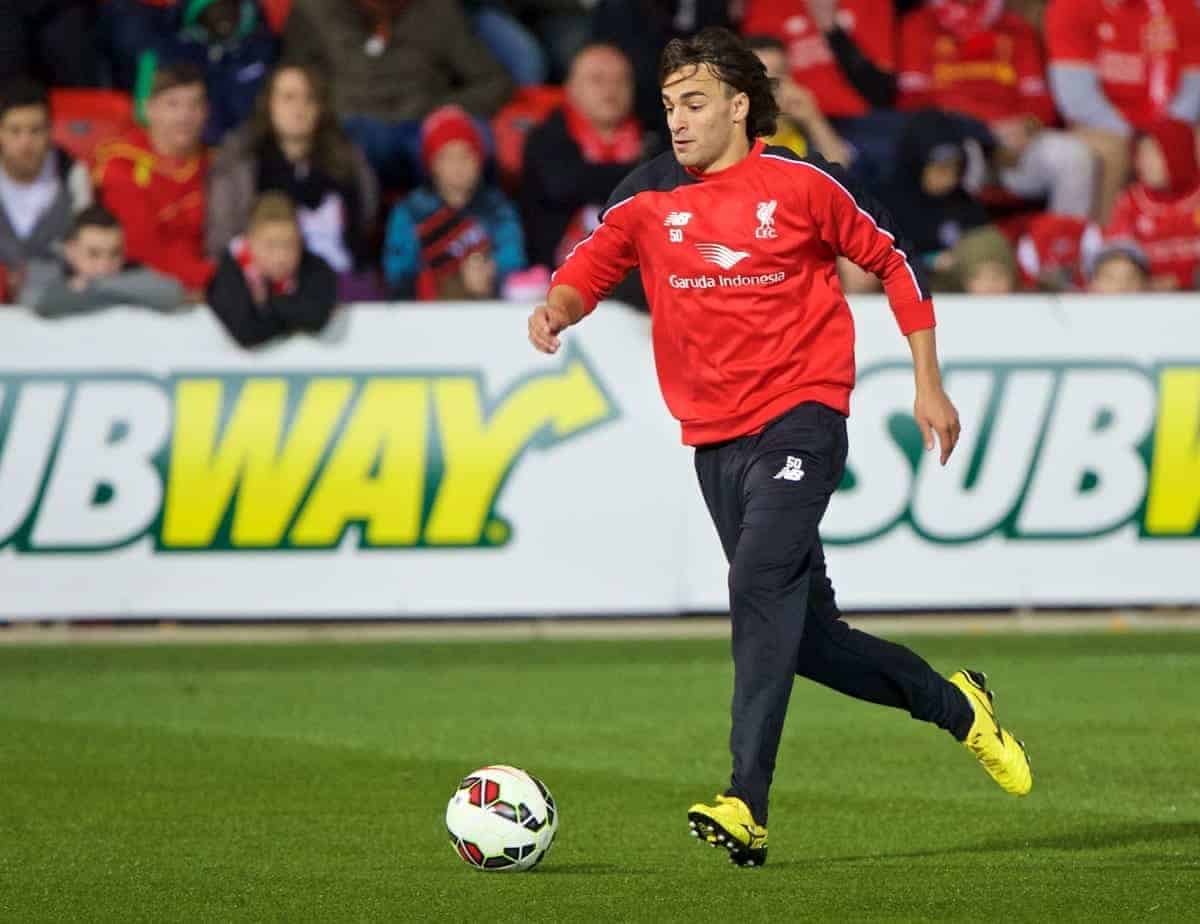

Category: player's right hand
[528, 303, 569, 354]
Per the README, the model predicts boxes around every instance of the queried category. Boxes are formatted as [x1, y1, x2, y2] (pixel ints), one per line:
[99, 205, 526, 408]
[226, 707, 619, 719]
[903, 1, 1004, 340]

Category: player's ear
[731, 91, 749, 127]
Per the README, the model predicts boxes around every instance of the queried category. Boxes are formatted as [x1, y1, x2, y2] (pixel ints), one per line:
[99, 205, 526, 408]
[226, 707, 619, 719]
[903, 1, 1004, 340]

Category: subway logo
[828, 363, 1200, 543]
[0, 353, 616, 553]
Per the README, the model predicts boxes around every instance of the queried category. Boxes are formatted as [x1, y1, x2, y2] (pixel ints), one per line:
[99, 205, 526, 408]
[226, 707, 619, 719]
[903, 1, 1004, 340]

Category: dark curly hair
[659, 27, 779, 142]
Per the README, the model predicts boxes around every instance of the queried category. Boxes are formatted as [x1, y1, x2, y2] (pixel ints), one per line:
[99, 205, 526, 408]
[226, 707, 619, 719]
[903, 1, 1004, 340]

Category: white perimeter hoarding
[0, 295, 1197, 619]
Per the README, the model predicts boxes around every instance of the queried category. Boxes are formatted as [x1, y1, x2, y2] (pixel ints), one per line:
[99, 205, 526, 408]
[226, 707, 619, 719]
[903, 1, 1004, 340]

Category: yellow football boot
[687, 794, 768, 867]
[949, 669, 1033, 796]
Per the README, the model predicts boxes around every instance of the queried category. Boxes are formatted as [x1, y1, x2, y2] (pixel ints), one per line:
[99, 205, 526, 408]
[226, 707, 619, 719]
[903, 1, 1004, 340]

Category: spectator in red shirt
[1105, 118, 1200, 290]
[899, 0, 1095, 219]
[1045, 0, 1200, 220]
[93, 63, 215, 294]
[740, 0, 906, 183]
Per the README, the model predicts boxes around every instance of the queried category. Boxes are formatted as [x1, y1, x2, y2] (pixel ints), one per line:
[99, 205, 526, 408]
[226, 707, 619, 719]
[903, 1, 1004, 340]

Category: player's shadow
[795, 820, 1200, 865]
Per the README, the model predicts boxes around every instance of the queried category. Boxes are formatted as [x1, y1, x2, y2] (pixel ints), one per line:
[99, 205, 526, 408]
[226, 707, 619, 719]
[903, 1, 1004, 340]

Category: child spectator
[1105, 118, 1200, 290]
[519, 44, 643, 269]
[20, 204, 186, 317]
[1046, 0, 1200, 220]
[935, 225, 1018, 294]
[207, 63, 380, 296]
[746, 35, 850, 165]
[384, 106, 526, 300]
[1086, 238, 1151, 293]
[206, 191, 337, 347]
[898, 0, 1095, 219]
[284, 0, 513, 188]
[0, 78, 93, 293]
[94, 63, 215, 294]
[129, 0, 278, 146]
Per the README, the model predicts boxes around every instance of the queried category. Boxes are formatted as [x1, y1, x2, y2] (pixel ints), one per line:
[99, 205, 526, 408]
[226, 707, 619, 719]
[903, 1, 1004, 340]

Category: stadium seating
[259, 0, 292, 33]
[49, 88, 135, 166]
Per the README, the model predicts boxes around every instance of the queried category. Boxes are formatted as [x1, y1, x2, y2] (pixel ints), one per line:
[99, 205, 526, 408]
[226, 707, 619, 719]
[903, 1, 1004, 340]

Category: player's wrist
[914, 372, 945, 397]
[547, 284, 586, 326]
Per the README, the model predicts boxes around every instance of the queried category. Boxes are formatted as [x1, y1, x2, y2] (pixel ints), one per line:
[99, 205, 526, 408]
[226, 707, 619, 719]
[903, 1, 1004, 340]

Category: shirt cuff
[893, 298, 936, 336]
[549, 266, 600, 316]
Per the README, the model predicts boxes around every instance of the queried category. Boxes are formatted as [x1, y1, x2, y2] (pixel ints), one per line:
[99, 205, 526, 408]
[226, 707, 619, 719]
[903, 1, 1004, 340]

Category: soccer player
[527, 28, 1032, 868]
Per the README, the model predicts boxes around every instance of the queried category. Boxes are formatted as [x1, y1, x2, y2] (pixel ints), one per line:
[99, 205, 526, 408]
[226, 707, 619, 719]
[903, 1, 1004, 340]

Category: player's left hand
[914, 387, 961, 465]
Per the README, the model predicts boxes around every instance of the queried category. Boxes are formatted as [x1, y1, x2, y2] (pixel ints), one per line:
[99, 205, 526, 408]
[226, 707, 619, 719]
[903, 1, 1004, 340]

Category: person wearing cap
[1104, 118, 1200, 291]
[1086, 238, 1150, 294]
[383, 105, 526, 301]
[934, 225, 1018, 295]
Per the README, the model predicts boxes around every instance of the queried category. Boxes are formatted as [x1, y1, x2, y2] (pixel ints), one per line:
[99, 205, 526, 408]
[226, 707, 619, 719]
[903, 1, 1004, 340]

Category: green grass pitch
[1, 631, 1197, 921]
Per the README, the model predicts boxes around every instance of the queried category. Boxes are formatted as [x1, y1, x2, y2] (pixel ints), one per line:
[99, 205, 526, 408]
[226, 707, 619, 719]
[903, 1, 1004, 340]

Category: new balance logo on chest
[664, 211, 692, 243]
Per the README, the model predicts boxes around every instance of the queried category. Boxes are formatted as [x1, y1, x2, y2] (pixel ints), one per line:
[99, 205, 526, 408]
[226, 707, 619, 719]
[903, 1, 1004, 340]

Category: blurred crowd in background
[1, 0, 1198, 347]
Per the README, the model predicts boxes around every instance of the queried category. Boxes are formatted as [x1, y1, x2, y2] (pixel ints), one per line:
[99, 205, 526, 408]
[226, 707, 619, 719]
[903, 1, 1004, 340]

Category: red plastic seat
[259, 0, 293, 33]
[491, 85, 565, 193]
[49, 89, 135, 166]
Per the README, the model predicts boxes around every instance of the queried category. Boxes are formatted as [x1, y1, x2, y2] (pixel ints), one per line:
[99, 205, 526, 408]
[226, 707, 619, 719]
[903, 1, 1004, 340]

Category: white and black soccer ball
[445, 765, 558, 871]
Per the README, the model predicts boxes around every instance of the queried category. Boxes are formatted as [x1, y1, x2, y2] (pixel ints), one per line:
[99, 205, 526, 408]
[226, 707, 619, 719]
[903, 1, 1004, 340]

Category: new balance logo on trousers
[773, 456, 804, 481]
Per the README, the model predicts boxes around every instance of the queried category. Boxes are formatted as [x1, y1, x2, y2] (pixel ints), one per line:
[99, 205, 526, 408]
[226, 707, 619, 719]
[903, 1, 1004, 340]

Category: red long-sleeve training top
[551, 140, 934, 446]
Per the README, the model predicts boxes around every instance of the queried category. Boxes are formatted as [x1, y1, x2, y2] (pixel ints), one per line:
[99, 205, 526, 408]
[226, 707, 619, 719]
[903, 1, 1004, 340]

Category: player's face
[0, 104, 51, 182]
[65, 226, 125, 281]
[662, 64, 748, 172]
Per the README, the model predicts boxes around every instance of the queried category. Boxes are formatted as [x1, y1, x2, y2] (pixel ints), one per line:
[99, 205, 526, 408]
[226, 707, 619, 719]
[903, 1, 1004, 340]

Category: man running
[527, 28, 1032, 869]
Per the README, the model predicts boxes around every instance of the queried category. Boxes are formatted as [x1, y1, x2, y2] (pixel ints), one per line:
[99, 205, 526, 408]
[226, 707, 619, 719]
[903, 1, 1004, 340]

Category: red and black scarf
[415, 205, 491, 300]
